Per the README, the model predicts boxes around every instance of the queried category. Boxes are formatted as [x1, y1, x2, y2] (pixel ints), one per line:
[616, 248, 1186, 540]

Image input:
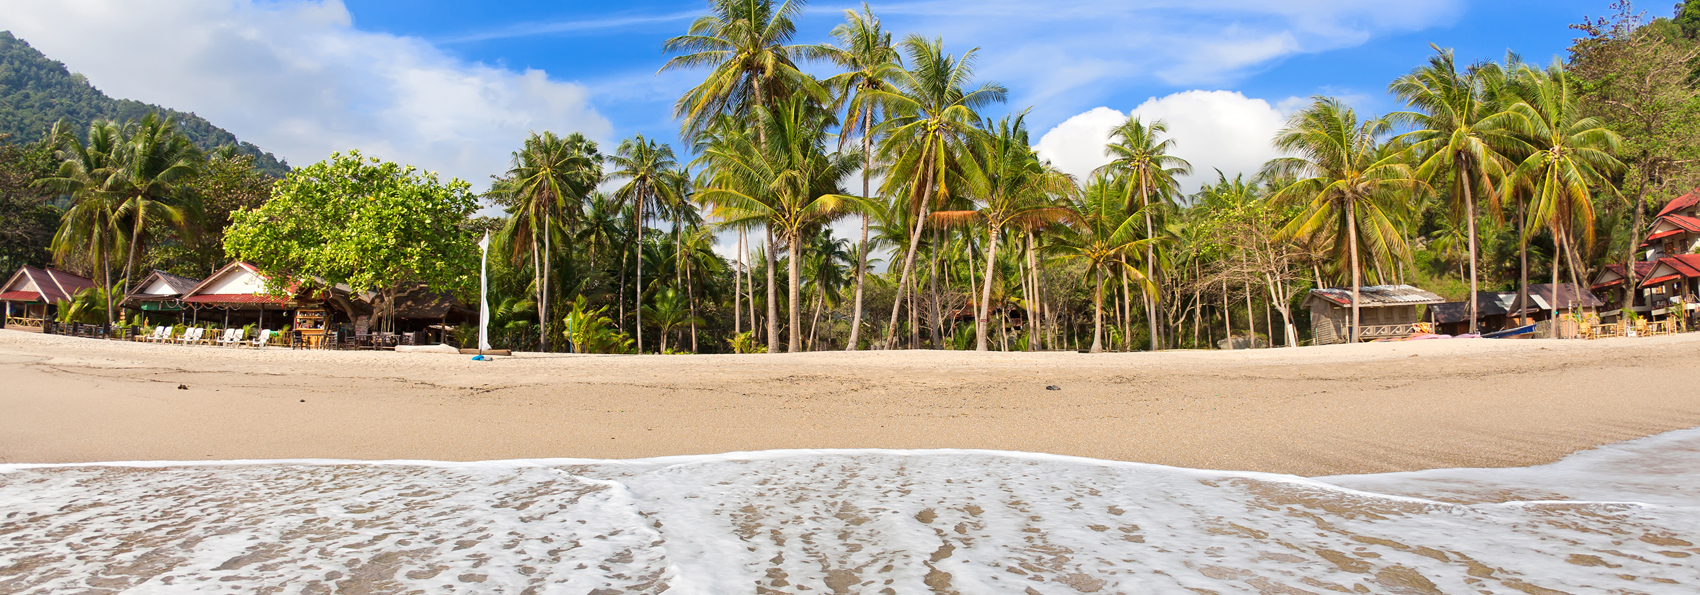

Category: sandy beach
[2, 328, 1698, 475]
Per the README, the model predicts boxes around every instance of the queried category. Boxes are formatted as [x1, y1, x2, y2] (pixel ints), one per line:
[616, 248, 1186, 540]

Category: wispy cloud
[436, 10, 700, 44]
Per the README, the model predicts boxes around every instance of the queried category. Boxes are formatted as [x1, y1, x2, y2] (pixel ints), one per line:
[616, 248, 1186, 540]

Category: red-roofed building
[1592, 188, 1700, 321]
[1, 266, 97, 329]
[178, 261, 291, 327]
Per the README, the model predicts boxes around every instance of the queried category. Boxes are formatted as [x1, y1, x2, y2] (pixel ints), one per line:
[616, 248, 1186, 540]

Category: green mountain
[0, 31, 289, 177]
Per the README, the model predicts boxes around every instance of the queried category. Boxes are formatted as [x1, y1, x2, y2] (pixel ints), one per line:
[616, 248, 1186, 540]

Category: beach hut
[179, 261, 290, 329]
[1641, 188, 1700, 259]
[1427, 292, 1517, 336]
[385, 285, 474, 344]
[1303, 285, 1445, 345]
[122, 270, 202, 325]
[1591, 261, 1657, 316]
[1630, 256, 1700, 321]
[1, 266, 96, 330]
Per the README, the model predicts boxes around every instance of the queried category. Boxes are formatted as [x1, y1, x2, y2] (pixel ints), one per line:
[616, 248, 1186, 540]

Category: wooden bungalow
[1629, 255, 1700, 321]
[1304, 285, 1446, 345]
[1427, 292, 1516, 336]
[1591, 261, 1657, 316]
[1, 266, 96, 330]
[122, 270, 202, 325]
[178, 261, 292, 329]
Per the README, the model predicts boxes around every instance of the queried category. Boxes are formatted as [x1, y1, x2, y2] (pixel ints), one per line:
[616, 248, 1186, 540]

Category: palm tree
[609, 135, 685, 353]
[819, 3, 902, 351]
[662, 0, 823, 139]
[499, 131, 602, 351]
[939, 114, 1071, 351]
[41, 120, 124, 325]
[1096, 117, 1190, 351]
[1501, 60, 1625, 304]
[873, 35, 1006, 349]
[1051, 174, 1152, 353]
[106, 113, 202, 302]
[697, 96, 860, 352]
[1264, 97, 1421, 343]
[1390, 47, 1515, 334]
[643, 287, 703, 353]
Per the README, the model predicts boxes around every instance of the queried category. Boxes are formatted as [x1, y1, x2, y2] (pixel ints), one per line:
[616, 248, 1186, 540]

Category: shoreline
[4, 329, 1699, 476]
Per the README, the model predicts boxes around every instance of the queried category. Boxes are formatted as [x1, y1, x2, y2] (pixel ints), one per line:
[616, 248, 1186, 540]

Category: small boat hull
[1482, 324, 1536, 339]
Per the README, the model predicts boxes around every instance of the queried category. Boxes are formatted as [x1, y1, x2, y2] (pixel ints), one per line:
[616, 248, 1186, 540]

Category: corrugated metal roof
[1308, 285, 1446, 307]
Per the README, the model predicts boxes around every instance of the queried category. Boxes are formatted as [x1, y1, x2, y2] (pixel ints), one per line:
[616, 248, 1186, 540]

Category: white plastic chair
[220, 328, 246, 347]
[247, 330, 272, 349]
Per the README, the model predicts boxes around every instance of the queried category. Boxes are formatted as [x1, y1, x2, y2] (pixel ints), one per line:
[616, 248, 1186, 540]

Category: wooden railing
[1357, 323, 1425, 339]
[5, 316, 45, 328]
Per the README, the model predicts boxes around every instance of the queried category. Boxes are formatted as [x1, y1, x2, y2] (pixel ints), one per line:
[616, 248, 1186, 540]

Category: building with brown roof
[1, 266, 97, 329]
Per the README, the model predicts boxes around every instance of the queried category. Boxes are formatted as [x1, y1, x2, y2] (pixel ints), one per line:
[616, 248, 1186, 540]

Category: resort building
[1303, 285, 1446, 345]
[179, 261, 291, 328]
[1591, 188, 1700, 324]
[1428, 283, 1603, 336]
[0, 266, 96, 330]
[121, 270, 202, 325]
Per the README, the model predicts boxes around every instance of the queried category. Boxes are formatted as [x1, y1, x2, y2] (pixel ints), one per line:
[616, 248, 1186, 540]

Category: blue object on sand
[471, 355, 487, 361]
[1482, 324, 1536, 339]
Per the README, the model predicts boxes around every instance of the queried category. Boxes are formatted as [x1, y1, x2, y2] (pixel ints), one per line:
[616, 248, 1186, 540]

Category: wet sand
[2, 329, 1697, 475]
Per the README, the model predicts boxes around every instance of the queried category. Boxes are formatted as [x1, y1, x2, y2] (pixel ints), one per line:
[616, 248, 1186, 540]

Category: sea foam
[3, 430, 1698, 594]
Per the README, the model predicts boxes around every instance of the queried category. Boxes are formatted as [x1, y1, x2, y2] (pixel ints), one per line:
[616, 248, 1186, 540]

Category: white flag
[478, 232, 491, 352]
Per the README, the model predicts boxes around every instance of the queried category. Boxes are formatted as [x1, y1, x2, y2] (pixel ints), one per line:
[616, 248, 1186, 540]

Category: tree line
[4, 0, 1698, 353]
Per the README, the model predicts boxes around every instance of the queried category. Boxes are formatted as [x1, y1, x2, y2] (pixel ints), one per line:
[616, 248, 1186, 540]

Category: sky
[0, 0, 1629, 256]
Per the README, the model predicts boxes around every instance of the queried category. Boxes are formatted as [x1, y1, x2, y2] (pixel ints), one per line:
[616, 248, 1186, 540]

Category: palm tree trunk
[748, 236, 757, 342]
[1245, 286, 1257, 348]
[808, 287, 824, 350]
[885, 148, 936, 349]
[1517, 199, 1531, 326]
[542, 210, 552, 352]
[1025, 232, 1041, 350]
[1142, 183, 1160, 350]
[1347, 197, 1361, 343]
[1090, 267, 1105, 353]
[977, 226, 1000, 351]
[122, 203, 144, 312]
[848, 106, 873, 351]
[789, 229, 803, 353]
[767, 226, 779, 353]
[929, 226, 943, 348]
[1222, 280, 1232, 349]
[734, 229, 744, 335]
[635, 203, 645, 353]
[532, 218, 544, 350]
[1463, 167, 1480, 335]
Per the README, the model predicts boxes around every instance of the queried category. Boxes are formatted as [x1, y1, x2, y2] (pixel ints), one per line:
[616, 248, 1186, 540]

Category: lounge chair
[245, 330, 272, 349]
[172, 327, 195, 345]
[218, 328, 246, 347]
[142, 326, 167, 343]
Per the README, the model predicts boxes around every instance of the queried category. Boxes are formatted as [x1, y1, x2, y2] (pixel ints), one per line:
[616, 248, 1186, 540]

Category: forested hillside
[0, 31, 288, 177]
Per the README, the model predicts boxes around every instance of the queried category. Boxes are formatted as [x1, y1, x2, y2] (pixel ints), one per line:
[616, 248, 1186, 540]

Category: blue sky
[0, 0, 1626, 191]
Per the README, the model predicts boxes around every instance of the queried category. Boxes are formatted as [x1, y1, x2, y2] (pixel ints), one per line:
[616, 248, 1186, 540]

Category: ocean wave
[3, 431, 1699, 594]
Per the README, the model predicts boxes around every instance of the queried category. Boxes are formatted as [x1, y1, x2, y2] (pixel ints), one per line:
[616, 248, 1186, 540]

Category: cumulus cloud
[0, 0, 612, 189]
[1034, 91, 1293, 193]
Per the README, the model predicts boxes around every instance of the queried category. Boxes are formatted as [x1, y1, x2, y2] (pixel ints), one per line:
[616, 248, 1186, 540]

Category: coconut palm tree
[1096, 117, 1190, 351]
[1390, 46, 1516, 334]
[1263, 97, 1422, 343]
[106, 113, 202, 302]
[609, 135, 686, 353]
[662, 0, 823, 139]
[938, 114, 1071, 351]
[819, 3, 902, 351]
[697, 96, 860, 352]
[1051, 174, 1153, 353]
[872, 35, 1006, 349]
[499, 131, 602, 351]
[41, 120, 124, 325]
[643, 287, 703, 353]
[1500, 60, 1625, 301]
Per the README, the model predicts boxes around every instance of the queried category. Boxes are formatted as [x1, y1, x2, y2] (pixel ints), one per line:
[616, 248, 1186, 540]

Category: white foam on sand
[3, 431, 1699, 594]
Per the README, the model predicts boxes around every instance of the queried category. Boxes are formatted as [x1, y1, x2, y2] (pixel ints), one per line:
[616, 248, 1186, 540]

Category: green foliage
[727, 330, 765, 353]
[52, 283, 116, 324]
[562, 295, 635, 354]
[225, 150, 479, 300]
[0, 32, 288, 177]
[0, 135, 59, 271]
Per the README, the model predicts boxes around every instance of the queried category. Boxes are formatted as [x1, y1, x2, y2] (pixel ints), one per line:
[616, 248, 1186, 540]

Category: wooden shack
[1, 266, 96, 330]
[122, 270, 202, 325]
[1303, 285, 1445, 345]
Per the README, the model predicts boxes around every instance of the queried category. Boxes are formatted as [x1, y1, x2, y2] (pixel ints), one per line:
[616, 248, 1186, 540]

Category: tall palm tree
[1097, 117, 1190, 351]
[1390, 47, 1515, 334]
[873, 35, 1006, 349]
[698, 96, 860, 352]
[819, 3, 902, 351]
[1501, 60, 1625, 302]
[662, 0, 823, 139]
[499, 131, 602, 351]
[939, 114, 1071, 351]
[107, 113, 202, 302]
[609, 135, 686, 353]
[1264, 97, 1421, 343]
[1051, 174, 1152, 353]
[41, 120, 124, 325]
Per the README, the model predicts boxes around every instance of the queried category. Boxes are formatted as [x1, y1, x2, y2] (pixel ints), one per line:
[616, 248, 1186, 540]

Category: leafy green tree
[42, 120, 124, 325]
[1050, 175, 1153, 353]
[563, 295, 634, 354]
[642, 287, 704, 353]
[108, 113, 203, 300]
[157, 148, 275, 277]
[224, 151, 479, 330]
[0, 135, 60, 273]
[1264, 98, 1421, 343]
[1097, 117, 1191, 350]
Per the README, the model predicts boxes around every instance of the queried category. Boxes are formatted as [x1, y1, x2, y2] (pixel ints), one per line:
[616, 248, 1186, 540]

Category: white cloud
[1034, 90, 1293, 193]
[0, 0, 612, 189]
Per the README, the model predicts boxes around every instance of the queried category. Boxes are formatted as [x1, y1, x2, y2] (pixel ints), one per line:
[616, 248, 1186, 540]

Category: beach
[3, 329, 1697, 475]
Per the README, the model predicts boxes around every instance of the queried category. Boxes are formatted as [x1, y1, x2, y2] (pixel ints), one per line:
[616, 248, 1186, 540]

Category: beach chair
[152, 326, 171, 343]
[172, 327, 195, 345]
[245, 330, 272, 349]
[220, 328, 246, 347]
[142, 326, 166, 343]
